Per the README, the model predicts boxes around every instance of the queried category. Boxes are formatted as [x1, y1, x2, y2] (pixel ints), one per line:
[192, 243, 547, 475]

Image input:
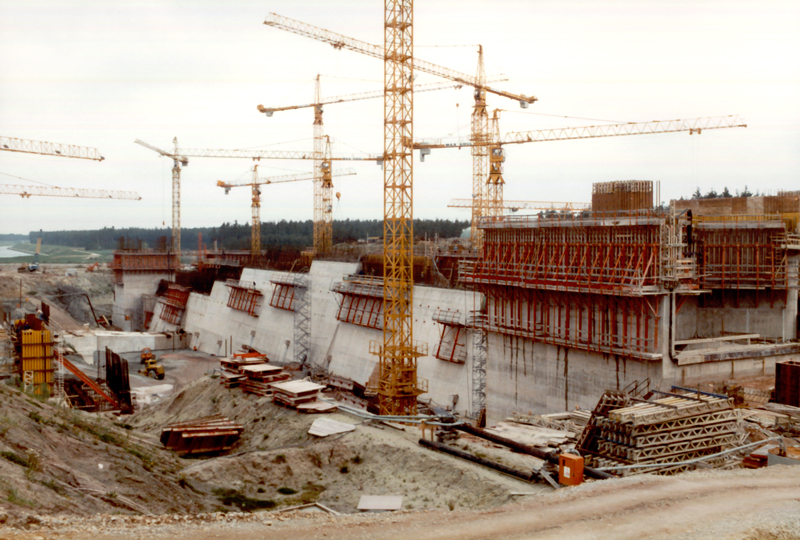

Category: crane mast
[218, 164, 357, 255]
[470, 46, 489, 249]
[136, 138, 381, 258]
[372, 0, 423, 416]
[313, 75, 325, 256]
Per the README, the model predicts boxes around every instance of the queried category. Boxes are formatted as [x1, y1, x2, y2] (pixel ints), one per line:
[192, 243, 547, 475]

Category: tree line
[28, 219, 469, 251]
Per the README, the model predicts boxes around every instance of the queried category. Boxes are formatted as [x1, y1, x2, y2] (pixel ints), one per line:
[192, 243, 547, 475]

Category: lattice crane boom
[264, 13, 534, 106]
[415, 115, 748, 149]
[448, 198, 591, 211]
[0, 184, 141, 200]
[256, 79, 502, 116]
[1, 136, 105, 161]
[423, 114, 747, 243]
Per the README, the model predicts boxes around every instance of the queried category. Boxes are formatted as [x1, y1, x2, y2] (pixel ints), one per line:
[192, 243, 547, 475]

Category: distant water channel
[0, 246, 26, 259]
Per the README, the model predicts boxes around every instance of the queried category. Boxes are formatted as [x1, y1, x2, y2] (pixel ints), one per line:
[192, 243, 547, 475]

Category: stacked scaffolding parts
[578, 386, 738, 476]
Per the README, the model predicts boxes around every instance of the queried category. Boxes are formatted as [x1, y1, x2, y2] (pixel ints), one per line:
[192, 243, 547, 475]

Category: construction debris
[308, 417, 356, 437]
[160, 415, 244, 455]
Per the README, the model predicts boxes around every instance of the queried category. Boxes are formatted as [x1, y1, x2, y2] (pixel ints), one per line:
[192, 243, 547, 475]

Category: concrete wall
[65, 331, 183, 365]
[175, 261, 481, 416]
[676, 291, 796, 342]
[113, 273, 171, 332]
[485, 334, 663, 425]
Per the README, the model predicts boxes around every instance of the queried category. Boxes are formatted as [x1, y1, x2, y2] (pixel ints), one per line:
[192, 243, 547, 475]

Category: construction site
[2, 4, 800, 540]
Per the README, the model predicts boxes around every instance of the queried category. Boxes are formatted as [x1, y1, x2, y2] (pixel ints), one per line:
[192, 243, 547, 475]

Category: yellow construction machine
[138, 349, 165, 380]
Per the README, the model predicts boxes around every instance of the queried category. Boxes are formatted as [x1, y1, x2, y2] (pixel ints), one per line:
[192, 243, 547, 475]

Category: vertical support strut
[374, 0, 425, 416]
[312, 74, 324, 255]
[321, 136, 334, 253]
[470, 45, 489, 250]
[251, 165, 261, 255]
[292, 274, 311, 366]
[171, 137, 181, 258]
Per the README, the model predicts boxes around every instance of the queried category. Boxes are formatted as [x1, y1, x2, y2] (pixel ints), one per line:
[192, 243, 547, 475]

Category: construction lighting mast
[263, 13, 537, 253]
[0, 136, 104, 161]
[0, 185, 141, 200]
[218, 162, 356, 254]
[135, 138, 381, 258]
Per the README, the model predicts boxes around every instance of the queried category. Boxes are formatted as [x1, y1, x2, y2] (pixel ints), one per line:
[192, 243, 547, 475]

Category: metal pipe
[419, 438, 536, 483]
[456, 423, 614, 480]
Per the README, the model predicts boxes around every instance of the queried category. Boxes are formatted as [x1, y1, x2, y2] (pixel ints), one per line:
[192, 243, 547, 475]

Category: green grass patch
[1, 450, 28, 467]
[6, 487, 35, 508]
[212, 488, 276, 512]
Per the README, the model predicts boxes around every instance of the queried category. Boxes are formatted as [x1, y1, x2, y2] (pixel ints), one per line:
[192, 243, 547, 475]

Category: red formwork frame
[227, 282, 263, 317]
[474, 285, 661, 360]
[432, 310, 467, 364]
[470, 218, 663, 295]
[269, 283, 295, 311]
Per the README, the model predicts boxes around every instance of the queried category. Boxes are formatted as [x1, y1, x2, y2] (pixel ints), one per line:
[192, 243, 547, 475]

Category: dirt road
[12, 465, 798, 540]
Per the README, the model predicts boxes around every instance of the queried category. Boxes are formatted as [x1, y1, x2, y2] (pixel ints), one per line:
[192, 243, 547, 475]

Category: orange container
[558, 454, 584, 486]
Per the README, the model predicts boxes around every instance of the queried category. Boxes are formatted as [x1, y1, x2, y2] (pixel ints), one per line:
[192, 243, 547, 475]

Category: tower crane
[1, 184, 140, 200]
[217, 161, 356, 254]
[134, 138, 381, 257]
[264, 11, 537, 416]
[1, 136, 104, 161]
[257, 76, 488, 253]
[417, 114, 748, 244]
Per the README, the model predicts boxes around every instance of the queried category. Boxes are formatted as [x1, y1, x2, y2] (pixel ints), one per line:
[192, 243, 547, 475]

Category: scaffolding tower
[292, 274, 311, 367]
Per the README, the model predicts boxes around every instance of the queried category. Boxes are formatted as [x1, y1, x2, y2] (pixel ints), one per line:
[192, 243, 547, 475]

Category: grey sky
[1, 0, 798, 236]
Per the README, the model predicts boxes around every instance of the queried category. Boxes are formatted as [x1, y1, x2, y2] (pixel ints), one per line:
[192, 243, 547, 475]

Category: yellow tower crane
[134, 138, 381, 258]
[257, 77, 486, 255]
[217, 161, 356, 255]
[263, 13, 537, 257]
[417, 114, 748, 221]
[264, 10, 537, 416]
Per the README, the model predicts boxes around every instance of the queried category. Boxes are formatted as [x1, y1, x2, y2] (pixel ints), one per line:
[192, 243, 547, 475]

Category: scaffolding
[292, 274, 311, 366]
[467, 311, 488, 421]
[227, 280, 263, 316]
[431, 309, 467, 364]
[331, 276, 384, 329]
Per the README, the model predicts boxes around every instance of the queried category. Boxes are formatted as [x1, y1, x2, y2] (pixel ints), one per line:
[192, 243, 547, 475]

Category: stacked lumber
[218, 356, 267, 388]
[160, 415, 244, 455]
[240, 364, 291, 397]
[580, 389, 737, 476]
[272, 380, 326, 409]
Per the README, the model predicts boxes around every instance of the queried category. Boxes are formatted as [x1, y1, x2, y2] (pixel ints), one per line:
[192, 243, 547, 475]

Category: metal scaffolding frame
[292, 274, 311, 366]
[226, 280, 263, 316]
[431, 309, 467, 364]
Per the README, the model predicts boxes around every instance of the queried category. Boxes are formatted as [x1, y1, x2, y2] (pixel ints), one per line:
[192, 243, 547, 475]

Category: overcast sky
[0, 0, 798, 236]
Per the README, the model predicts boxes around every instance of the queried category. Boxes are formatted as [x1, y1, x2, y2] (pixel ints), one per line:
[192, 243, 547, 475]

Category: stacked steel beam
[580, 388, 737, 476]
[160, 415, 244, 455]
